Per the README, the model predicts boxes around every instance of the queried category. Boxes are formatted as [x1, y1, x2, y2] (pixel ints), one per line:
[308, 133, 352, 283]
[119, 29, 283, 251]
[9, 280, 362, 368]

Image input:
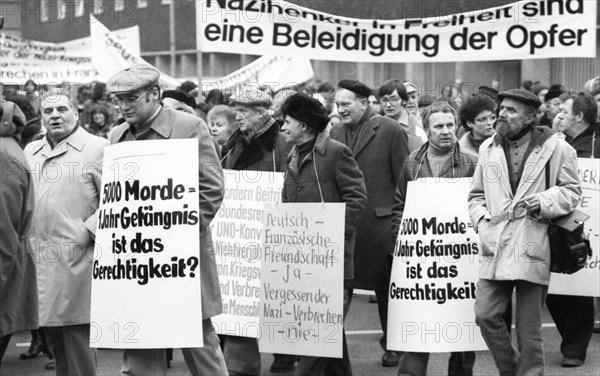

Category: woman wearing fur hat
[280, 93, 367, 376]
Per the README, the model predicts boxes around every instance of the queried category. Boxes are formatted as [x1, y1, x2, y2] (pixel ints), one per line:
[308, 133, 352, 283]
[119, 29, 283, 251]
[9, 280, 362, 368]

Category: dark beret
[281, 93, 329, 133]
[162, 90, 196, 109]
[338, 80, 371, 98]
[498, 89, 542, 109]
[107, 64, 160, 94]
[544, 84, 566, 102]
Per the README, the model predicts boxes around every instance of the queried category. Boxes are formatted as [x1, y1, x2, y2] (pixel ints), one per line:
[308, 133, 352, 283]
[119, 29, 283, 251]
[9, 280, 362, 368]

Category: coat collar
[31, 126, 88, 157]
[112, 106, 174, 142]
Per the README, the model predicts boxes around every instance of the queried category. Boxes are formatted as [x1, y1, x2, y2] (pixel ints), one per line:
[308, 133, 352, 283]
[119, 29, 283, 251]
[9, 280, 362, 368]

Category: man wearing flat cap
[469, 88, 581, 375]
[224, 84, 289, 172]
[106, 64, 228, 376]
[221, 84, 293, 375]
[330, 79, 410, 367]
[280, 93, 367, 376]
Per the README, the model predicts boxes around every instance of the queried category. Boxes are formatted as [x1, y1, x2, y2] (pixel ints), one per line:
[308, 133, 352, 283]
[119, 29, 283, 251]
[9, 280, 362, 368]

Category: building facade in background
[1, 0, 599, 94]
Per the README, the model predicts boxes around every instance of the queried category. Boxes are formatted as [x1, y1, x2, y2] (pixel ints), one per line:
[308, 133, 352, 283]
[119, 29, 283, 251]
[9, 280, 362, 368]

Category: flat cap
[544, 84, 566, 102]
[281, 93, 330, 133]
[338, 80, 371, 98]
[230, 85, 272, 107]
[477, 82, 500, 101]
[107, 64, 160, 94]
[162, 90, 196, 109]
[498, 89, 542, 109]
[403, 82, 417, 94]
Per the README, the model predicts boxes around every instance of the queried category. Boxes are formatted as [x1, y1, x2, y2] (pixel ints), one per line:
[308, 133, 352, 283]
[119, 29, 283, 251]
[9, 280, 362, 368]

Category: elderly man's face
[556, 99, 578, 136]
[335, 88, 368, 127]
[41, 95, 79, 144]
[497, 98, 534, 138]
[545, 97, 562, 120]
[114, 87, 160, 126]
[235, 104, 263, 133]
[425, 112, 457, 150]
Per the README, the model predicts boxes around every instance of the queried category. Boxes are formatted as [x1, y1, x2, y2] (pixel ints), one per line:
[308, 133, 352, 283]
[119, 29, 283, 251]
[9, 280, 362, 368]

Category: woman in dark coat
[280, 93, 367, 376]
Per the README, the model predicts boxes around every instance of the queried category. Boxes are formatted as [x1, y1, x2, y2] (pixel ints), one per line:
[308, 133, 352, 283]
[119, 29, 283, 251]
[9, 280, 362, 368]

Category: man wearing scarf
[225, 86, 289, 172]
[223, 85, 294, 375]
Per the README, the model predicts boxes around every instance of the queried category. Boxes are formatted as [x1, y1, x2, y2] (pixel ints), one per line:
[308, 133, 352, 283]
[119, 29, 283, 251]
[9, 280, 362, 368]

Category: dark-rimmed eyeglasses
[111, 90, 149, 106]
[380, 96, 401, 105]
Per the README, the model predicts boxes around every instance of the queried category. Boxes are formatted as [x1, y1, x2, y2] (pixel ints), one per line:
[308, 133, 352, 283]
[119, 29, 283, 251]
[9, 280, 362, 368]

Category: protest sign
[211, 169, 284, 337]
[0, 26, 139, 84]
[259, 203, 345, 358]
[90, 139, 203, 348]
[388, 179, 487, 352]
[549, 158, 600, 297]
[196, 0, 596, 63]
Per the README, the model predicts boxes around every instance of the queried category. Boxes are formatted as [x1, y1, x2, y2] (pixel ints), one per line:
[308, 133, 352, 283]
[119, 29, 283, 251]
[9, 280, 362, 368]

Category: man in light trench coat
[24, 91, 109, 376]
[469, 89, 581, 375]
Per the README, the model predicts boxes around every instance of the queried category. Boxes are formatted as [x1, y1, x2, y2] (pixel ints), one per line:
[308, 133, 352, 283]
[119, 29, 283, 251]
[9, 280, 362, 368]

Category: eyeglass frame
[474, 114, 497, 124]
[111, 89, 150, 106]
[380, 95, 402, 105]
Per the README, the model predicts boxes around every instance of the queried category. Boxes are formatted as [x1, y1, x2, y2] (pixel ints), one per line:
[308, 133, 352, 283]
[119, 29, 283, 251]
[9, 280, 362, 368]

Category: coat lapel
[353, 118, 376, 158]
[488, 138, 513, 200]
[513, 141, 556, 203]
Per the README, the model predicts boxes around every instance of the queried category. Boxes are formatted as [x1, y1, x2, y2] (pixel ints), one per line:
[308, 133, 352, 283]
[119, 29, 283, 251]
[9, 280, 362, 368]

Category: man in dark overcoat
[329, 80, 410, 367]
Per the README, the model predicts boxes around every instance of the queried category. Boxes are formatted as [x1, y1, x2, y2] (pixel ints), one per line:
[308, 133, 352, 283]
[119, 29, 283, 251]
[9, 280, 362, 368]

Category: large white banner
[388, 179, 487, 352]
[196, 0, 596, 63]
[0, 26, 139, 84]
[91, 139, 203, 348]
[211, 170, 284, 337]
[259, 203, 345, 358]
[549, 158, 600, 297]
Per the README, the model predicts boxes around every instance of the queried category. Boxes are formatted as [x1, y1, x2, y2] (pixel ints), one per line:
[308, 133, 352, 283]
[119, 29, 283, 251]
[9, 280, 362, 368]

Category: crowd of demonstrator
[1, 69, 599, 376]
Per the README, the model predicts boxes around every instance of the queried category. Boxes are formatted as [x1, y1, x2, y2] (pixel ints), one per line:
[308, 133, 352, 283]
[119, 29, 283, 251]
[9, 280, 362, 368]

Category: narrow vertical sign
[259, 203, 345, 358]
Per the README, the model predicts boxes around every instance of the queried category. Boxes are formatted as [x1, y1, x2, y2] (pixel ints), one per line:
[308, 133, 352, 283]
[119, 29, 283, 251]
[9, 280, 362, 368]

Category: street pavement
[2, 293, 599, 376]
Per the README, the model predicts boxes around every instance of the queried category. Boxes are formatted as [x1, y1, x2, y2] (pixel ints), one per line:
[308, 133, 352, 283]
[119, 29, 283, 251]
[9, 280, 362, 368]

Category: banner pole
[197, 51, 203, 103]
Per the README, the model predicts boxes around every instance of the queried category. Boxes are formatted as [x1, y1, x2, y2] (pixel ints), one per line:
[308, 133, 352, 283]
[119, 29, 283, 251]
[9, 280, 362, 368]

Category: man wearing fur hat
[107, 64, 227, 376]
[330, 79, 410, 367]
[222, 85, 293, 375]
[280, 93, 367, 376]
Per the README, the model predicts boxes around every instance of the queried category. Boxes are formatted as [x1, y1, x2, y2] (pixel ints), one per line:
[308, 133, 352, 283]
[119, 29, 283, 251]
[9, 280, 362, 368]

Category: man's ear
[574, 111, 584, 123]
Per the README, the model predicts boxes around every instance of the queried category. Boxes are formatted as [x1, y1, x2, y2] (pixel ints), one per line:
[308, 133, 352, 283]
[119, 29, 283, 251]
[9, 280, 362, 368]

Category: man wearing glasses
[107, 64, 227, 376]
[379, 79, 427, 153]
